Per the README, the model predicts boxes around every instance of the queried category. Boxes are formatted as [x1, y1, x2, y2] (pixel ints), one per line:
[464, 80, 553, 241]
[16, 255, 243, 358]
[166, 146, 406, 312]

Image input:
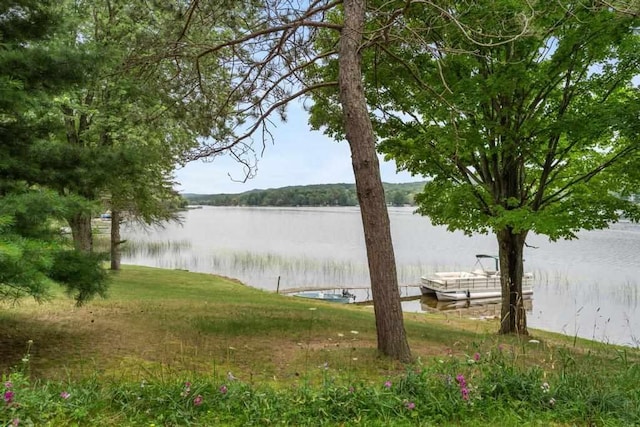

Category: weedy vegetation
[1, 266, 639, 426]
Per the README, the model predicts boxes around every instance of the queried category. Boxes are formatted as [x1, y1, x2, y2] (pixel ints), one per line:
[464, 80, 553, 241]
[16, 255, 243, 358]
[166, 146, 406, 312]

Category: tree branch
[187, 80, 338, 160]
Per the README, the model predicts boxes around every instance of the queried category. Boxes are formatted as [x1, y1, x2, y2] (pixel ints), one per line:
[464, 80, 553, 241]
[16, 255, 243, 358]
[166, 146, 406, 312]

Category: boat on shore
[420, 254, 533, 301]
[292, 289, 356, 303]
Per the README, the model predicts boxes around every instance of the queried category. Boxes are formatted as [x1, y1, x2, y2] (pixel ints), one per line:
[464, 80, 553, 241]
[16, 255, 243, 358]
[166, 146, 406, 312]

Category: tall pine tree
[0, 0, 109, 304]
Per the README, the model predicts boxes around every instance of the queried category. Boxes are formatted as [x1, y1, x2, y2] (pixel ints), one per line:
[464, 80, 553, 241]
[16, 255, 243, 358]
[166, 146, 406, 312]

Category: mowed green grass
[0, 265, 636, 386]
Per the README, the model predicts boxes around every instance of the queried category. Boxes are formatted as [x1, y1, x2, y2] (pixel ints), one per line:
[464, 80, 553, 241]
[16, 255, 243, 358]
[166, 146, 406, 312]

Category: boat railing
[440, 277, 499, 290]
[436, 275, 533, 291]
[421, 271, 534, 292]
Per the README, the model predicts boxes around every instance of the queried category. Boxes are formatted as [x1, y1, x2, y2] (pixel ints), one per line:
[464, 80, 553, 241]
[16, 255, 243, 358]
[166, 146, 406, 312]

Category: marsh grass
[2, 266, 638, 425]
[120, 239, 432, 290]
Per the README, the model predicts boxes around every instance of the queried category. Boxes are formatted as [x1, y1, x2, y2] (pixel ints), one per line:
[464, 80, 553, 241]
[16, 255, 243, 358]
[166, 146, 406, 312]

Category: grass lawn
[1, 265, 638, 425]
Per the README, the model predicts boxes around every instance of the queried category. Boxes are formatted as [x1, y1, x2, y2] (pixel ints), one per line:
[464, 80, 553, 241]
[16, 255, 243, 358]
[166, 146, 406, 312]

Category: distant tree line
[183, 182, 426, 207]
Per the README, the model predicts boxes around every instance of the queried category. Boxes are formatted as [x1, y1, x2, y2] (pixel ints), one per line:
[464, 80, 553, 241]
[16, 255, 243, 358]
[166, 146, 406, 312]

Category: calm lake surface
[122, 206, 640, 347]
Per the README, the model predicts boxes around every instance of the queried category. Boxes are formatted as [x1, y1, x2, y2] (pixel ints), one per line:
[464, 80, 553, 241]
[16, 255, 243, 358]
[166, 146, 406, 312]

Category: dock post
[276, 276, 281, 294]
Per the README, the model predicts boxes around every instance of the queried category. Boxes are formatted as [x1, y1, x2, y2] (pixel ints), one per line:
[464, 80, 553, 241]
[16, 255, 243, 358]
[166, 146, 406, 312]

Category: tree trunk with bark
[497, 227, 528, 335]
[68, 212, 93, 252]
[110, 209, 122, 270]
[338, 0, 411, 362]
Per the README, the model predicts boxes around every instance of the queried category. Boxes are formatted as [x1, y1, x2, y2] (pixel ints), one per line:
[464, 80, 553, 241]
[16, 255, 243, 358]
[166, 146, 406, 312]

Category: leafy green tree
[389, 191, 408, 207]
[47, 1, 198, 255]
[372, 1, 640, 334]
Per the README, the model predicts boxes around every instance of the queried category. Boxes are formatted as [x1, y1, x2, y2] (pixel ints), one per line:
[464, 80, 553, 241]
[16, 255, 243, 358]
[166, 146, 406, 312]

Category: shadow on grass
[0, 313, 97, 378]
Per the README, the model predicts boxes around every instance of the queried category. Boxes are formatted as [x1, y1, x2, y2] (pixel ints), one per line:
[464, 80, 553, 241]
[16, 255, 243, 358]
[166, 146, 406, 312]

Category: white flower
[350, 330, 359, 335]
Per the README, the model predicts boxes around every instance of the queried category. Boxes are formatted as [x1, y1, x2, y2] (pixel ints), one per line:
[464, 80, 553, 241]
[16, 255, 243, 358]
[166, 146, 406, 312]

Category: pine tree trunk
[68, 212, 93, 252]
[497, 227, 528, 335]
[110, 209, 121, 270]
[338, 0, 411, 362]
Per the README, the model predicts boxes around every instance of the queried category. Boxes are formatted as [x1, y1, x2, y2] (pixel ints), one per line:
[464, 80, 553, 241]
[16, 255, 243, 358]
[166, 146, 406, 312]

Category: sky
[174, 103, 423, 195]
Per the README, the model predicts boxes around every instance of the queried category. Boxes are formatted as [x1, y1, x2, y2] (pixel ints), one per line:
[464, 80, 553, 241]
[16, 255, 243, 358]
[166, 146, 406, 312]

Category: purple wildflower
[4, 381, 13, 389]
[461, 387, 470, 401]
[455, 374, 466, 388]
[473, 352, 481, 361]
[60, 391, 71, 399]
[384, 380, 392, 389]
[4, 390, 15, 404]
[193, 395, 203, 406]
[219, 385, 228, 394]
[405, 401, 416, 410]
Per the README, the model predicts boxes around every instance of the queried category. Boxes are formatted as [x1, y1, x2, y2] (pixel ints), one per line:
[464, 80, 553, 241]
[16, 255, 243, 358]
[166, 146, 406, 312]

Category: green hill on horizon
[183, 181, 426, 207]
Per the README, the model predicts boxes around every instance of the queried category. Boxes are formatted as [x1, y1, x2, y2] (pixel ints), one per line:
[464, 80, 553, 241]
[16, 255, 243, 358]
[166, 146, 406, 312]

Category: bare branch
[404, 0, 535, 47]
[187, 80, 338, 161]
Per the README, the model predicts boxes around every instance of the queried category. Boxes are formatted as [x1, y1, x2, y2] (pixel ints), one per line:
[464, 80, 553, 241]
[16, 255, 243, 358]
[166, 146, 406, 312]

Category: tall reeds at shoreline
[120, 238, 434, 291]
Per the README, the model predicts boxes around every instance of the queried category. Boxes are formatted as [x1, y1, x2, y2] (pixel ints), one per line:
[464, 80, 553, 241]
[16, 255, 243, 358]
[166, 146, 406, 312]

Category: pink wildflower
[4, 381, 13, 389]
[4, 390, 15, 404]
[219, 385, 228, 394]
[405, 401, 416, 410]
[12, 419, 19, 427]
[60, 391, 70, 399]
[474, 352, 481, 361]
[461, 387, 470, 401]
[193, 395, 203, 406]
[384, 380, 392, 389]
[455, 374, 466, 388]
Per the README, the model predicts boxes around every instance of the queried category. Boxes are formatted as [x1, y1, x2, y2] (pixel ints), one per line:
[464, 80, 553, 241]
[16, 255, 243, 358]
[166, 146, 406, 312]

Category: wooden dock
[278, 284, 422, 294]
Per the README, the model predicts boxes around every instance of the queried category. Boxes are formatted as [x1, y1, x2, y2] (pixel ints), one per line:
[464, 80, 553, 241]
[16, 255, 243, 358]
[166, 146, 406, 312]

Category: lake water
[122, 206, 640, 347]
